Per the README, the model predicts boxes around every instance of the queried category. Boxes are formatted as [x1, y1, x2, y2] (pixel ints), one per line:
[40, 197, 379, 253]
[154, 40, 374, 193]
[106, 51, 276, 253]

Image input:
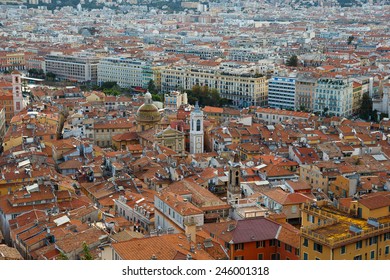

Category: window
[385, 246, 389, 255]
[258, 254, 263, 260]
[271, 253, 280, 260]
[291, 205, 297, 214]
[303, 238, 308, 247]
[269, 240, 276, 246]
[356, 240, 363, 249]
[285, 244, 292, 252]
[303, 253, 308, 260]
[340, 246, 346, 255]
[369, 237, 377, 246]
[196, 119, 201, 131]
[295, 248, 300, 256]
[384, 233, 390, 241]
[277, 240, 281, 247]
[313, 242, 323, 253]
[234, 243, 244, 251]
[354, 255, 362, 260]
[256, 241, 265, 248]
[370, 251, 375, 260]
[234, 256, 244, 260]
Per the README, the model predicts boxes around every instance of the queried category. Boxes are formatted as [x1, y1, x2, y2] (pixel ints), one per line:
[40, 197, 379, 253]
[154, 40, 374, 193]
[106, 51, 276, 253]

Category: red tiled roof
[231, 218, 280, 244]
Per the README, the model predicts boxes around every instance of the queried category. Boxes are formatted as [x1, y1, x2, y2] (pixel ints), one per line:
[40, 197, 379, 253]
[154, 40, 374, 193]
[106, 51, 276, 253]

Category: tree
[323, 107, 329, 117]
[186, 86, 227, 107]
[147, 79, 158, 95]
[46, 72, 56, 81]
[152, 93, 163, 102]
[299, 105, 307, 112]
[286, 55, 298, 67]
[100, 81, 117, 90]
[347, 35, 354, 45]
[359, 92, 372, 121]
[103, 85, 121, 96]
[57, 252, 69, 260]
[80, 241, 93, 260]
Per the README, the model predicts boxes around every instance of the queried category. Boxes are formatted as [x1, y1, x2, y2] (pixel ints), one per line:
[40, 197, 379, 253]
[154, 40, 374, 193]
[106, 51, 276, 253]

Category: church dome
[136, 91, 161, 123]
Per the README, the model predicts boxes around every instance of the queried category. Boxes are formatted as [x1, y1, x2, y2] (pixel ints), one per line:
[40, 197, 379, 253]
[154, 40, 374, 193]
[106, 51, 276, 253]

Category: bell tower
[12, 70, 24, 115]
[189, 101, 204, 154]
[227, 153, 241, 204]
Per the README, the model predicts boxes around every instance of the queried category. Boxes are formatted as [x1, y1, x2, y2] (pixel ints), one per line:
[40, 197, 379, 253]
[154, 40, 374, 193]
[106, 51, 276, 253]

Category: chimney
[186, 253, 192, 260]
[151, 255, 157, 260]
[184, 219, 197, 244]
[190, 245, 195, 253]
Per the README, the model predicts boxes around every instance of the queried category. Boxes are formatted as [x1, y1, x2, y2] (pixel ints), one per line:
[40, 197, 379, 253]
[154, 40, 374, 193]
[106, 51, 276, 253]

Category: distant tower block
[227, 153, 241, 204]
[12, 70, 24, 115]
[189, 101, 204, 154]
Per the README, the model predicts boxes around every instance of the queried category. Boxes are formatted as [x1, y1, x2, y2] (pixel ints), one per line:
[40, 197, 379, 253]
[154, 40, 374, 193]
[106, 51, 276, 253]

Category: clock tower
[190, 101, 204, 154]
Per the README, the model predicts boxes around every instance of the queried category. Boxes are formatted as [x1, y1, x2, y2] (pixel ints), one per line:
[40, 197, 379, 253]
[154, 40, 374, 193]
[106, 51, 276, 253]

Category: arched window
[196, 119, 201, 131]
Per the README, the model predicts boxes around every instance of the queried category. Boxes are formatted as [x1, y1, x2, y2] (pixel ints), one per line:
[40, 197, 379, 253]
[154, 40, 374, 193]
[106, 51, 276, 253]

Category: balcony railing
[301, 222, 390, 248]
[301, 204, 390, 248]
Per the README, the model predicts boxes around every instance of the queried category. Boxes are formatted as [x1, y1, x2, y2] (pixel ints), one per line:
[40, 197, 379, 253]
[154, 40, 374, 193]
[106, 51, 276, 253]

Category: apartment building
[164, 91, 188, 110]
[44, 53, 100, 84]
[97, 57, 154, 89]
[154, 190, 204, 234]
[161, 66, 268, 107]
[93, 118, 135, 148]
[295, 75, 317, 111]
[255, 107, 311, 124]
[0, 52, 26, 72]
[300, 198, 390, 260]
[268, 76, 296, 110]
[314, 77, 353, 117]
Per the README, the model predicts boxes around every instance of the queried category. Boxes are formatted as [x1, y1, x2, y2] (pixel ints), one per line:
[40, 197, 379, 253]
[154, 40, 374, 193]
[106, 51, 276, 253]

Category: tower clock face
[196, 142, 201, 149]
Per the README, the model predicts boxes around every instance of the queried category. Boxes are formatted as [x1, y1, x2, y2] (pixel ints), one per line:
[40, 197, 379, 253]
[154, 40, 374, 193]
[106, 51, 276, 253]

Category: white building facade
[314, 77, 353, 117]
[97, 57, 154, 89]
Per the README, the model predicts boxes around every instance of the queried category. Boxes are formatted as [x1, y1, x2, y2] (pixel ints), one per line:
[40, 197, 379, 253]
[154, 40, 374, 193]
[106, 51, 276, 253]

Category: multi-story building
[161, 66, 268, 108]
[373, 82, 390, 116]
[202, 217, 300, 260]
[314, 77, 353, 117]
[164, 91, 188, 110]
[97, 57, 154, 89]
[352, 82, 363, 115]
[93, 118, 135, 148]
[295, 75, 317, 111]
[0, 90, 13, 126]
[300, 198, 390, 260]
[268, 76, 296, 110]
[0, 52, 25, 72]
[44, 52, 100, 84]
[164, 47, 223, 60]
[255, 107, 311, 124]
[115, 190, 155, 234]
[154, 190, 204, 234]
